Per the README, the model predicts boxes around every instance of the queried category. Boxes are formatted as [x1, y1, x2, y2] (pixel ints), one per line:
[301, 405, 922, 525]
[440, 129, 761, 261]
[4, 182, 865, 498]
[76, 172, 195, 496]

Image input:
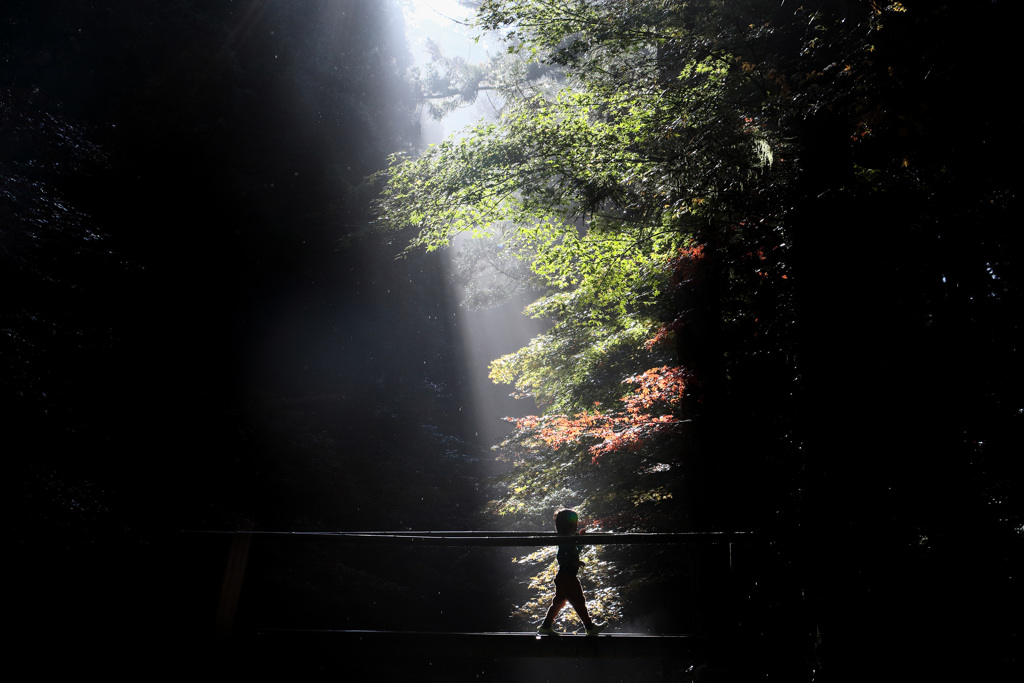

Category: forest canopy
[378, 0, 1021, 673]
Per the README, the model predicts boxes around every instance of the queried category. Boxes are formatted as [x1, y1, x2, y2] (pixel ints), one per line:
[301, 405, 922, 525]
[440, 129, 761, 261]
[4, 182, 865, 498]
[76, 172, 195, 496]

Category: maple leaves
[508, 365, 690, 462]
[494, 243, 702, 465]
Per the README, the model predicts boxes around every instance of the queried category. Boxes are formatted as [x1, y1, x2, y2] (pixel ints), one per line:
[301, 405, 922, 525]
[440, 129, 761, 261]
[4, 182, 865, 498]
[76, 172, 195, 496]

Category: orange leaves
[643, 319, 682, 350]
[666, 243, 706, 290]
[671, 243, 705, 263]
[509, 366, 690, 462]
[743, 242, 790, 281]
[621, 365, 688, 411]
[644, 244, 706, 349]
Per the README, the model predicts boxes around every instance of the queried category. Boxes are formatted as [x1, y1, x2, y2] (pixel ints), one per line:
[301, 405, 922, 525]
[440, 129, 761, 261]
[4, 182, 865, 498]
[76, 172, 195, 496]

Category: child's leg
[542, 572, 575, 626]
[542, 593, 567, 626]
[555, 574, 593, 626]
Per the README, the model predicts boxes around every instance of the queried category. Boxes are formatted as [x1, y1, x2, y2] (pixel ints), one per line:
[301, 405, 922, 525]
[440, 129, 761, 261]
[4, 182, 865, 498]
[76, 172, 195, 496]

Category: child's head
[553, 508, 579, 535]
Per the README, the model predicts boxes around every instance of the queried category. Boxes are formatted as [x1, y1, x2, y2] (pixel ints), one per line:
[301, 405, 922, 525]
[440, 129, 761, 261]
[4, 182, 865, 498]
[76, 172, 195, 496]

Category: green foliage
[376, 0, 797, 628]
[412, 38, 494, 120]
[379, 0, 1020, 637]
[447, 224, 542, 308]
[487, 237, 677, 413]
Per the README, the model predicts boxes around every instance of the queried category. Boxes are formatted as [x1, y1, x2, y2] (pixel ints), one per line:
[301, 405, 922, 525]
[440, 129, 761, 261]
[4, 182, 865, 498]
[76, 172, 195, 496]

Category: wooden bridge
[224, 628, 710, 681]
[195, 529, 757, 680]
[247, 626, 704, 658]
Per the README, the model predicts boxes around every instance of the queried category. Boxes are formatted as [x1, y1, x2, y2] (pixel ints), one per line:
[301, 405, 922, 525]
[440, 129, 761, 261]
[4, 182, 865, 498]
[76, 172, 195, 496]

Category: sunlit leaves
[377, 0, 811, 629]
[510, 365, 689, 461]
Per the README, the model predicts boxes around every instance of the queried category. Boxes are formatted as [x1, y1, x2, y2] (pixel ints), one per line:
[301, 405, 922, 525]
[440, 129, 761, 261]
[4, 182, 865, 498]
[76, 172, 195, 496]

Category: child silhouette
[537, 508, 606, 636]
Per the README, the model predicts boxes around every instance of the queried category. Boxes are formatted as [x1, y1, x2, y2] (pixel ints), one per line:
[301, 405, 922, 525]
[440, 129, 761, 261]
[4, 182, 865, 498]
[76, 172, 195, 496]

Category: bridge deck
[245, 629, 704, 660]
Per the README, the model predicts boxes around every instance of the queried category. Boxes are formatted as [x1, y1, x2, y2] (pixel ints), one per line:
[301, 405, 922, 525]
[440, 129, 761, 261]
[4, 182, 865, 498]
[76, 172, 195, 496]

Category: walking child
[537, 508, 606, 636]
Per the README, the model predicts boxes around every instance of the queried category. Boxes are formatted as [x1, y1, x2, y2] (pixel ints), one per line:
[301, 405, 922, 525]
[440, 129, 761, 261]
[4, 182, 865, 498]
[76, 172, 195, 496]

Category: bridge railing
[191, 528, 761, 648]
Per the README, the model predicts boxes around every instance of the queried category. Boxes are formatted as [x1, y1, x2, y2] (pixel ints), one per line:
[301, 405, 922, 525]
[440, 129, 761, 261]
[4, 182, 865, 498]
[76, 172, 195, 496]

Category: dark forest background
[3, 0, 515, 670]
[3, 1, 1021, 681]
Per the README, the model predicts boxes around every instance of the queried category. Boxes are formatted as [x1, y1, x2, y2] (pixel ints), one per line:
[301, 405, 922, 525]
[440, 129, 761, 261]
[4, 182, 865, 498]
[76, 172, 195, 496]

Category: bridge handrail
[186, 529, 756, 546]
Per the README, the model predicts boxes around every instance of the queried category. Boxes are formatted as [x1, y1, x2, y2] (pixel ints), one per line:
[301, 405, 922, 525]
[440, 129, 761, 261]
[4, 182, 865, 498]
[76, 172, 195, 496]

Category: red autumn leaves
[510, 365, 690, 462]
